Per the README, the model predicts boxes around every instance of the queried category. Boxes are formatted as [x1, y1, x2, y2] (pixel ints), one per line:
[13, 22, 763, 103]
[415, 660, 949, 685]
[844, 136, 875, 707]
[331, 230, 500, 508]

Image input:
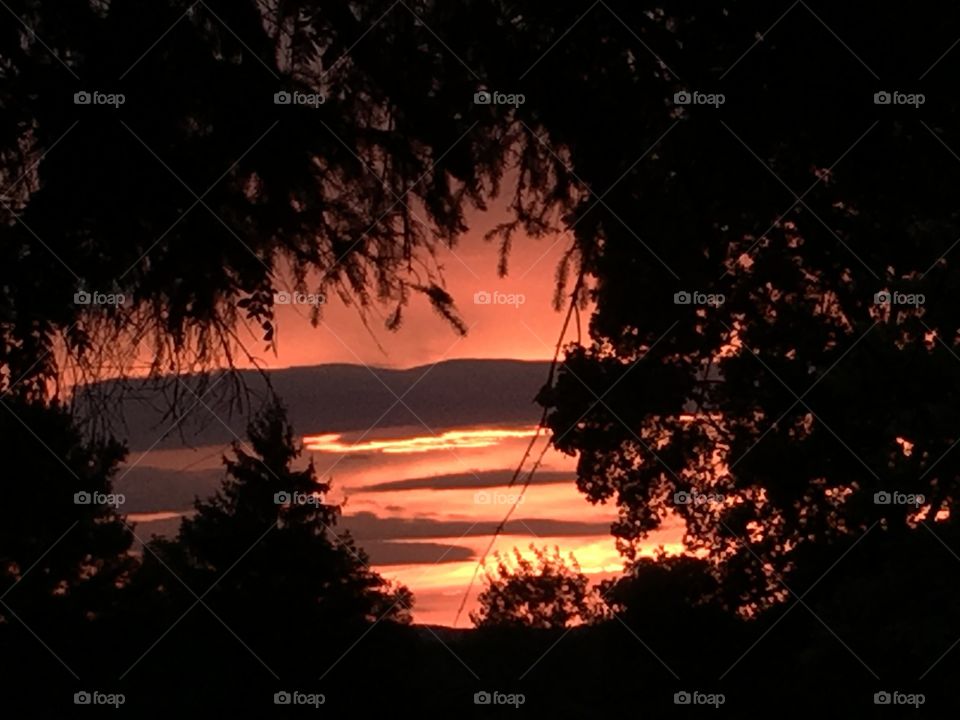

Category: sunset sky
[8, 1, 956, 713]
[117, 199, 682, 625]
[257, 196, 581, 370]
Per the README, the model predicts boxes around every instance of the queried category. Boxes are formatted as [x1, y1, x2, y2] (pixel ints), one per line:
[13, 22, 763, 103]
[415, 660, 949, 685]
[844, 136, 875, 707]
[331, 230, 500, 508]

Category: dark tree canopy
[0, 398, 133, 624]
[0, 0, 517, 394]
[452, 0, 960, 608]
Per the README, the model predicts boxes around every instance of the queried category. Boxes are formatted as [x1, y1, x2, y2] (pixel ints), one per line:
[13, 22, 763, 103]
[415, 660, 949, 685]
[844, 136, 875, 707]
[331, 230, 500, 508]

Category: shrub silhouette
[472, 545, 602, 629]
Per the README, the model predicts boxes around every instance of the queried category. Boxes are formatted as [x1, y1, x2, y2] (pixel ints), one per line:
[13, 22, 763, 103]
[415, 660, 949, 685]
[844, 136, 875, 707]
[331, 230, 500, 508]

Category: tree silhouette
[603, 553, 726, 620]
[145, 399, 411, 629]
[471, 545, 602, 629]
[0, 398, 133, 625]
[474, 0, 960, 609]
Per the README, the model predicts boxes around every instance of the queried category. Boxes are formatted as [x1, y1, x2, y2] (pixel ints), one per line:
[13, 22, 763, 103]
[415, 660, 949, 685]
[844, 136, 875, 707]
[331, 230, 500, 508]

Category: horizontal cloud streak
[81, 359, 551, 452]
[341, 511, 611, 540]
[354, 469, 575, 493]
[360, 541, 475, 566]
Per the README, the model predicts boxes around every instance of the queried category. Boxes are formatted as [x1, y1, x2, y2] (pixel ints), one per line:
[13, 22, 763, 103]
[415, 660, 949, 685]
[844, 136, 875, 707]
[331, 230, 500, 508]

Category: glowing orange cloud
[303, 426, 541, 454]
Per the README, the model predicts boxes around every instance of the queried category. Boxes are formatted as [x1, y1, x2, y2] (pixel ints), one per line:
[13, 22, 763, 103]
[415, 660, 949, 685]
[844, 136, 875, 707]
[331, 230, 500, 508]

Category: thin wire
[453, 258, 586, 626]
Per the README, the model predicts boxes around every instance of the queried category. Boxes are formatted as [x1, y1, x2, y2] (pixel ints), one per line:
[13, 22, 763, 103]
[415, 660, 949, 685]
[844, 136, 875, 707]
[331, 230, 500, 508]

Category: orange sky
[128, 424, 684, 626]
[250, 200, 581, 371]
[262, 205, 610, 624]
[119, 200, 657, 626]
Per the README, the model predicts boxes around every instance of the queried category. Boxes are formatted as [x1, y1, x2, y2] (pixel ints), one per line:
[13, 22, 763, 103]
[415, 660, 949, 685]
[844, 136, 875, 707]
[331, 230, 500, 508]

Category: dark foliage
[3, 0, 960, 714]
[142, 399, 411, 630]
[471, 545, 602, 628]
